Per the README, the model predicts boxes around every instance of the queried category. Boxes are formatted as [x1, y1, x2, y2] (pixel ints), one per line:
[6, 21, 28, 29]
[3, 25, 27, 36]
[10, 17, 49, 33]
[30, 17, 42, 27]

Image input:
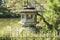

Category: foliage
[44, 0, 60, 30]
[0, 0, 60, 32]
[0, 0, 60, 40]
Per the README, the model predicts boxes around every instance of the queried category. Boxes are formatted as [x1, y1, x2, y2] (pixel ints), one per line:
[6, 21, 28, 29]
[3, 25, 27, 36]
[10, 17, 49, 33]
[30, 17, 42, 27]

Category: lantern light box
[19, 7, 38, 26]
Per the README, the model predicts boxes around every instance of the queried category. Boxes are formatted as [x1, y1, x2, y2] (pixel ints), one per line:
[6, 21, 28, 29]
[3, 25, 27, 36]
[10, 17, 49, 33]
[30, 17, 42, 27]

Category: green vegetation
[0, 0, 60, 40]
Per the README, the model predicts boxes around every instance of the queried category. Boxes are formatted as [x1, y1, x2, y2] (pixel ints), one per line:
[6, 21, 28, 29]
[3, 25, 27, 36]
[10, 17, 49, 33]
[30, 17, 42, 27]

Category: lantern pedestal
[21, 25, 37, 33]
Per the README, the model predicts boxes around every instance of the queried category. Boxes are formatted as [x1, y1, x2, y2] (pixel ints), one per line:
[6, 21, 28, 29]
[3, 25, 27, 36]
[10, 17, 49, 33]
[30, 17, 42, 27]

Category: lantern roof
[13, 7, 39, 13]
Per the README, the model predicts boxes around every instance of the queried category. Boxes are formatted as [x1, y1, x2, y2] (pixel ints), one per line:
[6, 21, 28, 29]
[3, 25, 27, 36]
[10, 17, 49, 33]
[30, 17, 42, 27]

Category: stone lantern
[17, 7, 38, 27]
[12, 0, 45, 33]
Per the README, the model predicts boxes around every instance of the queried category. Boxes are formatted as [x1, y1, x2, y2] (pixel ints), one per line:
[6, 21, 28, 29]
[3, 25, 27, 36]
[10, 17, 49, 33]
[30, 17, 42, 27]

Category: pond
[0, 18, 21, 28]
[0, 18, 37, 37]
[0, 18, 22, 37]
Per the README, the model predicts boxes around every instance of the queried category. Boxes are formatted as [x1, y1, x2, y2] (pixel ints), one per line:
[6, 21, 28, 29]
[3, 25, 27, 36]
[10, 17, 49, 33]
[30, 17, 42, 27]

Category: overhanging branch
[37, 14, 53, 30]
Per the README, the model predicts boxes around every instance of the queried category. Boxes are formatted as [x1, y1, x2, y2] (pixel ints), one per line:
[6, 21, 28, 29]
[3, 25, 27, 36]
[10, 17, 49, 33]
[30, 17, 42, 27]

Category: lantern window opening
[26, 14, 33, 19]
[21, 14, 25, 19]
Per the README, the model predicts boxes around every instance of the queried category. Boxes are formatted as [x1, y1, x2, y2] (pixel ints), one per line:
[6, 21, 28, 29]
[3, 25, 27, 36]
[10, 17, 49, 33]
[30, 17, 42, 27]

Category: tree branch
[37, 14, 53, 30]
